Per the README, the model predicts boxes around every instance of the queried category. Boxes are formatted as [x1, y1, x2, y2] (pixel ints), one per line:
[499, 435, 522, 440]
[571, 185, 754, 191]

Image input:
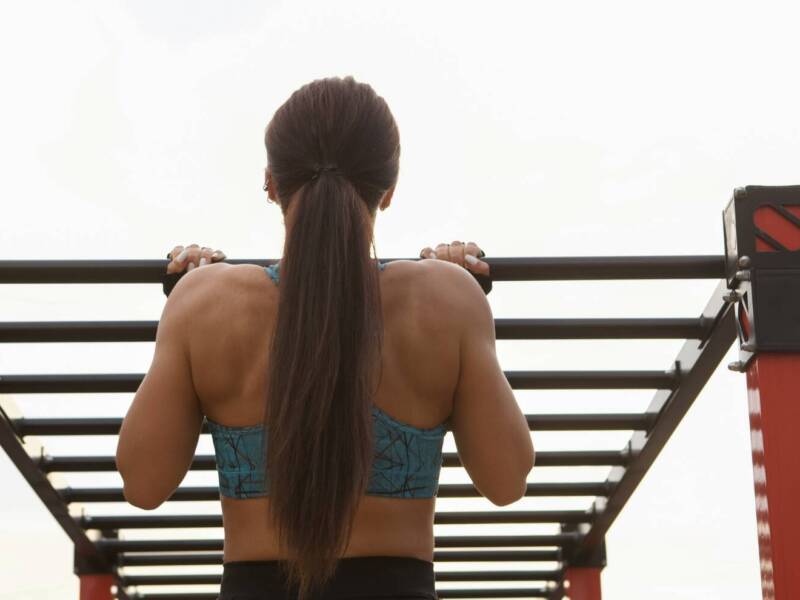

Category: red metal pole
[79, 574, 114, 600]
[563, 566, 602, 600]
[747, 353, 800, 599]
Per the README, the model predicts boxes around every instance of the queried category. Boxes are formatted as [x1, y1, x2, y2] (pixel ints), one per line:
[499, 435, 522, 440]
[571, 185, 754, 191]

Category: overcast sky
[2, 1, 798, 598]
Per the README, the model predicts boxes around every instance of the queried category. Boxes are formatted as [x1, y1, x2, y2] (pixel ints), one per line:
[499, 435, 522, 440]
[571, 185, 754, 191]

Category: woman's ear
[380, 184, 395, 211]
[264, 169, 277, 203]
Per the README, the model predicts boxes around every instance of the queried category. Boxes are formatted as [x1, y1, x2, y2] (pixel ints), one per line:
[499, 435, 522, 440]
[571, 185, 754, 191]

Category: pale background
[2, 0, 798, 598]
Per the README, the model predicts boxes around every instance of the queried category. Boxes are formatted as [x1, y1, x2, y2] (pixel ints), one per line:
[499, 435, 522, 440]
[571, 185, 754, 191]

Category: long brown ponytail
[263, 76, 400, 600]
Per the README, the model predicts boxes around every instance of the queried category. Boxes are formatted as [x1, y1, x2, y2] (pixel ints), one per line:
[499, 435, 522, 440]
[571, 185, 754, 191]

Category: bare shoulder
[383, 258, 488, 321]
[168, 262, 268, 309]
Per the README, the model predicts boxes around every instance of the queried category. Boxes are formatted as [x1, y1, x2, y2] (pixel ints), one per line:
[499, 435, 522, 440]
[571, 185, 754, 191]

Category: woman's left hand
[166, 244, 227, 274]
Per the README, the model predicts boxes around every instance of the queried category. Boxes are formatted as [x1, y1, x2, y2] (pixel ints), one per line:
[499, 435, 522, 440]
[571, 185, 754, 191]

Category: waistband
[219, 555, 437, 600]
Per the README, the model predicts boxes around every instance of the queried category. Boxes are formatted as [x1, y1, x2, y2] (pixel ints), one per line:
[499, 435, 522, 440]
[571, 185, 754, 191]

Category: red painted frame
[563, 566, 602, 599]
[747, 352, 800, 599]
[79, 574, 114, 600]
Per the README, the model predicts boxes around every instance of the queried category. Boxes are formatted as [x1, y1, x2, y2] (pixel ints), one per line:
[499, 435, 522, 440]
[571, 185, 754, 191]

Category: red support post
[747, 353, 800, 599]
[563, 567, 602, 600]
[79, 574, 114, 600]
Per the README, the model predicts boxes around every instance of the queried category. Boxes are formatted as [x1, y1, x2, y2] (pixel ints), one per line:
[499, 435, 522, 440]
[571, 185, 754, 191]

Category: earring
[263, 184, 268, 191]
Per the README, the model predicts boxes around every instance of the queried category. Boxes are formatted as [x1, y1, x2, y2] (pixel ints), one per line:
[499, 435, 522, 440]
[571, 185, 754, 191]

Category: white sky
[2, 0, 798, 597]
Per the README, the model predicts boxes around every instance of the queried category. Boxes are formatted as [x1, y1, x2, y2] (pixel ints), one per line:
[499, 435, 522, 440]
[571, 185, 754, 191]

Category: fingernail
[428, 251, 436, 259]
[187, 262, 196, 271]
[199, 257, 208, 266]
[177, 248, 189, 262]
[464, 254, 478, 265]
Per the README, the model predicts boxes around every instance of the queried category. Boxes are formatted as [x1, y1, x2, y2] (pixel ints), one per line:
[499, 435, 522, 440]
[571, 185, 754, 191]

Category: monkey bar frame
[2, 185, 798, 599]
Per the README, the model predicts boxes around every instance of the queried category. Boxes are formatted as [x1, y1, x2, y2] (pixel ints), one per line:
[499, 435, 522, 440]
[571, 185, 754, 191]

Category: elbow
[491, 450, 535, 507]
[118, 460, 164, 510]
[490, 477, 529, 507]
[491, 484, 525, 507]
[122, 483, 164, 510]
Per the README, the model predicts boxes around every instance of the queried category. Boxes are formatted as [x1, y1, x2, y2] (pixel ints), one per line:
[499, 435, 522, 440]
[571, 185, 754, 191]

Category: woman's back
[192, 257, 462, 562]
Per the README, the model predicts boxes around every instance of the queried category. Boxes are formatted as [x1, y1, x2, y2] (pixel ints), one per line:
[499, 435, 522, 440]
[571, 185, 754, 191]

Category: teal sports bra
[206, 259, 450, 499]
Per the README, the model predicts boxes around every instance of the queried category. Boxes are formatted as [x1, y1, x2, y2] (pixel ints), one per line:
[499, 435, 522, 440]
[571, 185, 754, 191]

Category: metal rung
[60, 481, 612, 503]
[99, 533, 580, 553]
[495, 317, 711, 340]
[0, 316, 710, 343]
[0, 255, 725, 284]
[17, 413, 655, 436]
[121, 569, 562, 586]
[118, 549, 563, 567]
[80, 509, 592, 530]
[134, 590, 553, 600]
[0, 369, 678, 394]
[41, 450, 630, 472]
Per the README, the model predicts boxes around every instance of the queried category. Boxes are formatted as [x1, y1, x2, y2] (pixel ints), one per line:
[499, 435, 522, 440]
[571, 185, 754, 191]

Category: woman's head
[264, 76, 400, 232]
[261, 76, 400, 600]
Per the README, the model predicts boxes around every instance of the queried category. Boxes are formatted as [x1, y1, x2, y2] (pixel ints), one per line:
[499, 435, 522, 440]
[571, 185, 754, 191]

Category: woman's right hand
[419, 241, 490, 277]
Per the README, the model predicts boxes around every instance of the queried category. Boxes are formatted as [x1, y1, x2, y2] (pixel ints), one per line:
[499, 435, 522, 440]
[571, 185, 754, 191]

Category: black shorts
[217, 555, 438, 600]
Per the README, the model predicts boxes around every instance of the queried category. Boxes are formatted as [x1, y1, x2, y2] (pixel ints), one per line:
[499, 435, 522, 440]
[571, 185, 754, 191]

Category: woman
[116, 76, 535, 600]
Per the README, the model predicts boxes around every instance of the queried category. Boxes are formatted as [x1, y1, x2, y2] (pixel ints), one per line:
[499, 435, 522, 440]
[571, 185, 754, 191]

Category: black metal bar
[0, 402, 112, 573]
[0, 320, 159, 343]
[99, 533, 578, 554]
[0, 255, 725, 284]
[118, 549, 562, 567]
[122, 569, 562, 586]
[0, 373, 142, 394]
[495, 317, 712, 340]
[18, 413, 654, 436]
[132, 590, 552, 600]
[0, 316, 711, 343]
[81, 510, 591, 530]
[61, 481, 611, 503]
[42, 449, 629, 473]
[0, 369, 678, 394]
[569, 279, 737, 565]
[508, 370, 677, 389]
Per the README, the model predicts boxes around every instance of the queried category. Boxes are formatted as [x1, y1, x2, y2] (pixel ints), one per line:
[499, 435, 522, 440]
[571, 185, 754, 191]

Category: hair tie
[310, 164, 340, 180]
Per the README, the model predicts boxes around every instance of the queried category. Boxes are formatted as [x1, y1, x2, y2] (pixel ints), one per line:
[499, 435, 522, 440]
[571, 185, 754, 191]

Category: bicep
[116, 282, 204, 509]
[447, 267, 535, 505]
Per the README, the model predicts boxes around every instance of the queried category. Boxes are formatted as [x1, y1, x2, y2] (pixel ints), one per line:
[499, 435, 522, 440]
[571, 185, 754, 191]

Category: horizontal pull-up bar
[0, 254, 725, 284]
[0, 317, 712, 343]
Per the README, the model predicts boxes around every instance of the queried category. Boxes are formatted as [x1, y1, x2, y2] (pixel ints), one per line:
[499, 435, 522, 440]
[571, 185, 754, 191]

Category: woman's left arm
[116, 244, 225, 509]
